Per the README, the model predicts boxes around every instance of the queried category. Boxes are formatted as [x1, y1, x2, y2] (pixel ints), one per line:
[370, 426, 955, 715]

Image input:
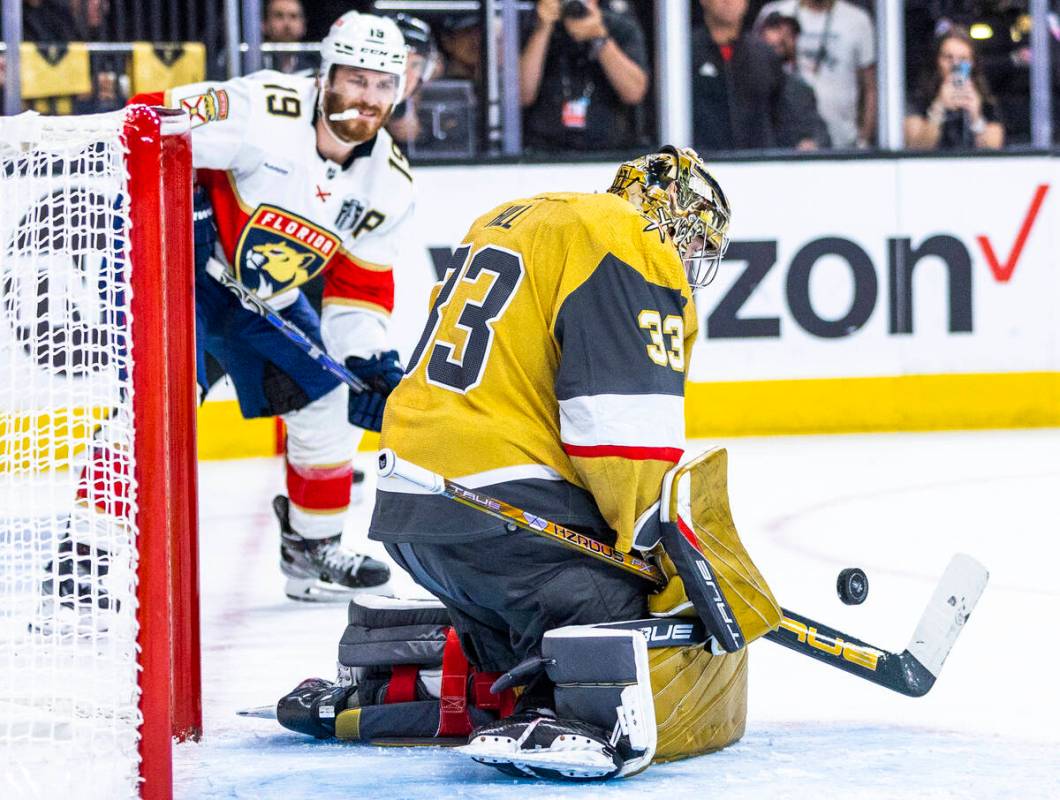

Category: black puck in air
[837, 567, 869, 605]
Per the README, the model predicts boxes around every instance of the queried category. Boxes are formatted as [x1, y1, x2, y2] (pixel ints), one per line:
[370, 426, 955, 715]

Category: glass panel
[693, 0, 879, 155]
[904, 4, 1026, 151]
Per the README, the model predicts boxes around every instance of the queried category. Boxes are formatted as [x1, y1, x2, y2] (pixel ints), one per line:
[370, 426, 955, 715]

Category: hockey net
[0, 108, 199, 799]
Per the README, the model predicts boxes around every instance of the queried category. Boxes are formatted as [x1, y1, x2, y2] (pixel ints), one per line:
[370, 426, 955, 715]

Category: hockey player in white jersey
[169, 12, 414, 599]
[42, 12, 415, 611]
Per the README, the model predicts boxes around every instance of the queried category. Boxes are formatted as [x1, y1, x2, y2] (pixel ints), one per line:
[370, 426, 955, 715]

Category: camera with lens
[561, 0, 590, 19]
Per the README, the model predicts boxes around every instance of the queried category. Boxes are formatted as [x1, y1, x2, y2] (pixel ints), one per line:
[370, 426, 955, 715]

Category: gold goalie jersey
[370, 191, 697, 553]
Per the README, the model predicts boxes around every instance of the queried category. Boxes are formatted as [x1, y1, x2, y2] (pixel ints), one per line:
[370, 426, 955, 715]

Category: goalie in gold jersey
[365, 147, 747, 779]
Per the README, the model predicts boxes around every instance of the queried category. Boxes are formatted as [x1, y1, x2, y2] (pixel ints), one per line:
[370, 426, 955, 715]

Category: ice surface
[175, 429, 1060, 799]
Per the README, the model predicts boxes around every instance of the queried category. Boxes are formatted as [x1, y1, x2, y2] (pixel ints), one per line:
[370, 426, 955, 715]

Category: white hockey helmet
[319, 11, 408, 103]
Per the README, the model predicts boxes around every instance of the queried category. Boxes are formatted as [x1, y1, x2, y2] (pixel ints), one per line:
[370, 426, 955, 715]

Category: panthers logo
[235, 206, 341, 298]
[247, 242, 314, 286]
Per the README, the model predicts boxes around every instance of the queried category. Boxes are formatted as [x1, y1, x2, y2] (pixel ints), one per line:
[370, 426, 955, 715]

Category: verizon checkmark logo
[976, 184, 1049, 283]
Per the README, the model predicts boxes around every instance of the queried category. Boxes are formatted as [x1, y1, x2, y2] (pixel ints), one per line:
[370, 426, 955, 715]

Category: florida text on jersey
[139, 70, 414, 318]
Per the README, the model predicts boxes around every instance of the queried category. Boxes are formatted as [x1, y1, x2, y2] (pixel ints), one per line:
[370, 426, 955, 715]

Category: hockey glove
[345, 350, 404, 432]
[192, 185, 217, 274]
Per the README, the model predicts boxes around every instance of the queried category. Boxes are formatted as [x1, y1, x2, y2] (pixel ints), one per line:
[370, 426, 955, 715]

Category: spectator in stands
[263, 0, 314, 75]
[757, 11, 831, 148]
[693, 0, 815, 152]
[438, 14, 483, 84]
[69, 0, 108, 40]
[388, 14, 437, 146]
[22, 0, 79, 42]
[905, 26, 1004, 150]
[520, 0, 649, 152]
[755, 0, 877, 148]
[66, 0, 123, 114]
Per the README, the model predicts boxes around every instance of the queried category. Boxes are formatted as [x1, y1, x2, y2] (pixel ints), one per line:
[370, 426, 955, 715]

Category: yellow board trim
[0, 408, 110, 473]
[196, 400, 277, 460]
[686, 372, 1060, 437]
[8, 374, 1057, 469]
[194, 400, 377, 459]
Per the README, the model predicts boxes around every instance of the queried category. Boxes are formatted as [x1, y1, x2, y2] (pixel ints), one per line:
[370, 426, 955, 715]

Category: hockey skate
[274, 495, 391, 602]
[34, 523, 131, 637]
[462, 710, 626, 780]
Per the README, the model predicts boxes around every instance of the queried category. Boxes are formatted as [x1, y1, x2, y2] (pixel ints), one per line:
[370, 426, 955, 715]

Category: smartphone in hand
[952, 60, 972, 87]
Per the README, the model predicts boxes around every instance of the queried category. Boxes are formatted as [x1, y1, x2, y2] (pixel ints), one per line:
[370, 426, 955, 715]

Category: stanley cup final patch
[234, 206, 341, 298]
[335, 196, 366, 232]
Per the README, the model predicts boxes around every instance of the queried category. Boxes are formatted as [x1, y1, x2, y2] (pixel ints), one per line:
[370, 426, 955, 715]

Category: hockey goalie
[276, 147, 785, 780]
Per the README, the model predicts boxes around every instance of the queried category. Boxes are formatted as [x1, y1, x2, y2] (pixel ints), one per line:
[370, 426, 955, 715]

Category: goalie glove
[345, 350, 404, 432]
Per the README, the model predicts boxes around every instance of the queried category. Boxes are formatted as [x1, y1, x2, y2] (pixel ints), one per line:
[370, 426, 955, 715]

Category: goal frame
[125, 105, 201, 800]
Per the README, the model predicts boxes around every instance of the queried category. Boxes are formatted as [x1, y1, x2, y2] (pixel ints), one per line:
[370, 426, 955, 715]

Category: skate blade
[237, 705, 277, 719]
[462, 737, 616, 779]
[284, 577, 395, 603]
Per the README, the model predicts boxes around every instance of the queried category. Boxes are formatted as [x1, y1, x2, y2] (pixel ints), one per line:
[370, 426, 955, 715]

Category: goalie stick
[377, 449, 988, 698]
[207, 263, 369, 394]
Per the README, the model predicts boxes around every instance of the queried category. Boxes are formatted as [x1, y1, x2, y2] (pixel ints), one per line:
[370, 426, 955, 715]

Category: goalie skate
[274, 495, 391, 601]
[462, 711, 625, 780]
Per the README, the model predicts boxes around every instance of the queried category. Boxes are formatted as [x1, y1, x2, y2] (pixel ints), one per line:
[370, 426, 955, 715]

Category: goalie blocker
[642, 447, 783, 653]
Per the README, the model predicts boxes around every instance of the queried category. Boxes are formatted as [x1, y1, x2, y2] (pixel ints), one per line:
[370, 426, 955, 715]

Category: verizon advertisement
[395, 157, 1057, 385]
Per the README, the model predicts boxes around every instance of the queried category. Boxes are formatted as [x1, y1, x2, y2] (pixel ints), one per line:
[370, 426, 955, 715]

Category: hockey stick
[208, 264, 368, 393]
[377, 449, 988, 698]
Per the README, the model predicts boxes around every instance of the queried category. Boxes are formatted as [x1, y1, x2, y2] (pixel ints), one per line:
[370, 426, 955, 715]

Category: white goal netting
[0, 111, 142, 799]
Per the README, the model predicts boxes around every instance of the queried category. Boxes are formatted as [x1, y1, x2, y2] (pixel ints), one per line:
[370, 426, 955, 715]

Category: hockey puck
[836, 567, 869, 605]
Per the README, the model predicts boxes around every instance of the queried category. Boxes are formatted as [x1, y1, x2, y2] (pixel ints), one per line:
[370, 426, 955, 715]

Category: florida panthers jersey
[150, 70, 414, 357]
[371, 192, 698, 554]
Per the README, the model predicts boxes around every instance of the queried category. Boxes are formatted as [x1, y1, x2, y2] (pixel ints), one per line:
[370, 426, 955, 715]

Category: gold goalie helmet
[608, 145, 731, 288]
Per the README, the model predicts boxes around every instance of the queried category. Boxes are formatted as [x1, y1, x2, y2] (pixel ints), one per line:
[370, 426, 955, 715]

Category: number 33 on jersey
[383, 191, 699, 553]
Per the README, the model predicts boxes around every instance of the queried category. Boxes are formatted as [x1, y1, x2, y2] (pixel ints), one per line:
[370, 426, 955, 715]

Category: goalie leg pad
[277, 596, 516, 743]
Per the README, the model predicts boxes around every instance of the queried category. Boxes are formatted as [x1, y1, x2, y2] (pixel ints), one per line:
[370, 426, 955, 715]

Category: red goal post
[0, 106, 200, 800]
[127, 105, 202, 797]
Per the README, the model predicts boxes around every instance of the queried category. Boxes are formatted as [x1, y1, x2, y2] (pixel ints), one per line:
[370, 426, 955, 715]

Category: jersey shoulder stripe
[553, 253, 688, 412]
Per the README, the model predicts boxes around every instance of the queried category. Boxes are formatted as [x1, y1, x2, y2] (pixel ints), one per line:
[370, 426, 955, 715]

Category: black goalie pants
[385, 529, 647, 675]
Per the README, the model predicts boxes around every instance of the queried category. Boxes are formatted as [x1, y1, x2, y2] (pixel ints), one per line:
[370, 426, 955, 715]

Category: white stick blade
[906, 553, 989, 677]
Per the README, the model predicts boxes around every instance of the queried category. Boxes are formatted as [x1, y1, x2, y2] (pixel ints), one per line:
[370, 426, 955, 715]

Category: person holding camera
[904, 25, 1004, 150]
[520, 0, 649, 152]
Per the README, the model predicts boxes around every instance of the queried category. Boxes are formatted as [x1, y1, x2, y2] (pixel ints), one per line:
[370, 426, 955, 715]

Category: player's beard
[321, 91, 391, 144]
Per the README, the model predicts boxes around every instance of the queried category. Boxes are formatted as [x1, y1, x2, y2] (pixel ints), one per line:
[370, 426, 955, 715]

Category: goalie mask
[318, 12, 408, 145]
[608, 146, 731, 288]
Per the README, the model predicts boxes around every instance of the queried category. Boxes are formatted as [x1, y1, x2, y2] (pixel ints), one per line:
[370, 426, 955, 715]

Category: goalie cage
[0, 107, 200, 800]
